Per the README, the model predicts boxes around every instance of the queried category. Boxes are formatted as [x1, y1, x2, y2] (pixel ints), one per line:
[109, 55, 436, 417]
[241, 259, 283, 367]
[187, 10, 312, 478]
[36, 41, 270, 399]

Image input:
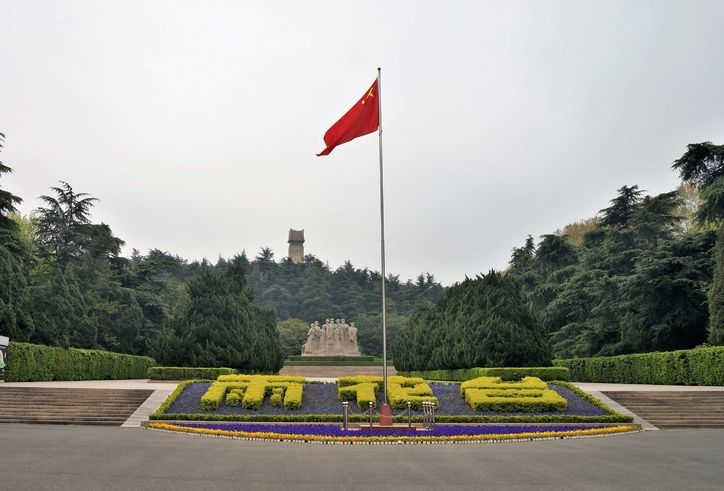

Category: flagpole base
[379, 403, 393, 426]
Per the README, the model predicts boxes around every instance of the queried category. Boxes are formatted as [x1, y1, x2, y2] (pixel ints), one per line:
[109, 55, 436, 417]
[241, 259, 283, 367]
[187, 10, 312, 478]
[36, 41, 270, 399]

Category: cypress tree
[393, 271, 550, 371]
[708, 227, 724, 344]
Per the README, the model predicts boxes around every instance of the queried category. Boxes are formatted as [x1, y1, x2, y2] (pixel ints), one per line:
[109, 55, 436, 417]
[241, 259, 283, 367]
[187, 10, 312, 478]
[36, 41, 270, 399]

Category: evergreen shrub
[393, 272, 551, 370]
[400, 366, 570, 382]
[202, 382, 245, 410]
[148, 366, 238, 380]
[242, 383, 266, 410]
[5, 342, 155, 382]
[554, 346, 724, 385]
[337, 375, 425, 389]
[284, 383, 303, 410]
[459, 376, 548, 397]
[464, 388, 567, 412]
[338, 382, 378, 409]
[201, 375, 306, 411]
[387, 382, 438, 409]
[226, 389, 245, 407]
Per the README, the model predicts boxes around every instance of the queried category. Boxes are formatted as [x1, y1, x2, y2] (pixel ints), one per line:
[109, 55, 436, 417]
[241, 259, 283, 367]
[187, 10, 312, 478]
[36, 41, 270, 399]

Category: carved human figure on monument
[346, 322, 360, 355]
[332, 322, 343, 354]
[325, 319, 337, 353]
[302, 321, 324, 355]
[348, 322, 357, 342]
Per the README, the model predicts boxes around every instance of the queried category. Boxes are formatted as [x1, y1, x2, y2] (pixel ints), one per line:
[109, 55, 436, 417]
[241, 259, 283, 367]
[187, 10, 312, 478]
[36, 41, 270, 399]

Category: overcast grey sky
[2, 0, 723, 285]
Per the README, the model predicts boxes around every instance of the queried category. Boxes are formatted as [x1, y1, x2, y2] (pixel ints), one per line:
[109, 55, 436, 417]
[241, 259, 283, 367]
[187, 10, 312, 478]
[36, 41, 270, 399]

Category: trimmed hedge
[148, 366, 238, 380]
[554, 346, 724, 385]
[388, 382, 438, 410]
[338, 382, 378, 409]
[201, 375, 307, 411]
[399, 367, 570, 382]
[285, 355, 377, 363]
[460, 376, 548, 397]
[464, 388, 567, 412]
[337, 375, 425, 389]
[5, 342, 155, 382]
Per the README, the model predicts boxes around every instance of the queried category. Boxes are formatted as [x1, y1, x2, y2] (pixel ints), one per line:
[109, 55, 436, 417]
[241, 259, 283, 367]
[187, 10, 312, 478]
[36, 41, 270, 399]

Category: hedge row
[388, 382, 437, 410]
[285, 355, 377, 363]
[554, 346, 724, 385]
[339, 382, 378, 409]
[201, 376, 306, 410]
[6, 342, 155, 382]
[460, 376, 548, 397]
[464, 388, 567, 412]
[337, 375, 425, 389]
[399, 367, 570, 382]
[148, 366, 238, 380]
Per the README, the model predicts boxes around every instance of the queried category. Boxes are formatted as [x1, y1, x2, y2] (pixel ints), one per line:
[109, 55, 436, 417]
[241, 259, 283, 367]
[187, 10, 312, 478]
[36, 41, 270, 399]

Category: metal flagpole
[376, 67, 388, 403]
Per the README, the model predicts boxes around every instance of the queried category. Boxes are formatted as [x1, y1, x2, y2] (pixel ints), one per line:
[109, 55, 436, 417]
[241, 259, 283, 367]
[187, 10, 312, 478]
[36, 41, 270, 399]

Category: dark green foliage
[672, 141, 724, 346]
[5, 342, 155, 382]
[555, 346, 724, 386]
[353, 312, 408, 357]
[9, 140, 724, 372]
[511, 180, 715, 358]
[163, 258, 285, 372]
[672, 142, 724, 188]
[393, 271, 551, 371]
[399, 366, 570, 382]
[148, 366, 238, 380]
[0, 135, 35, 343]
[708, 227, 724, 344]
[599, 185, 644, 228]
[276, 318, 310, 356]
[696, 176, 724, 224]
[241, 252, 443, 324]
[227, 252, 443, 356]
[0, 133, 21, 225]
[33, 181, 100, 265]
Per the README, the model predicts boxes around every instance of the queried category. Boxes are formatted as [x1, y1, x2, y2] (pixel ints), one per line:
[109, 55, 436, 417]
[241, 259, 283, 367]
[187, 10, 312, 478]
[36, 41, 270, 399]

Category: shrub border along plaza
[554, 346, 724, 385]
[5, 342, 155, 382]
[148, 366, 238, 380]
[400, 366, 570, 382]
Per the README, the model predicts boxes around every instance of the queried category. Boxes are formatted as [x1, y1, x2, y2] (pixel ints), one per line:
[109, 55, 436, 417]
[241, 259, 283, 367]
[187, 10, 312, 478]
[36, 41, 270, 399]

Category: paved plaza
[1, 423, 723, 490]
[2, 379, 724, 490]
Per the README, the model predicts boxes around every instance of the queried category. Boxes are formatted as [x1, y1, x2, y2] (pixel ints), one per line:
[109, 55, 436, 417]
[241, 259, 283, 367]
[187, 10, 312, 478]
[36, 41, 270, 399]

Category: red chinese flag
[317, 79, 379, 156]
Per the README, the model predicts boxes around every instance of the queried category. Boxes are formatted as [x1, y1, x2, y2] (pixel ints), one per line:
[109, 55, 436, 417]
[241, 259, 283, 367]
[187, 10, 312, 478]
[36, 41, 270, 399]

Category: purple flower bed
[172, 422, 611, 437]
[166, 382, 607, 417]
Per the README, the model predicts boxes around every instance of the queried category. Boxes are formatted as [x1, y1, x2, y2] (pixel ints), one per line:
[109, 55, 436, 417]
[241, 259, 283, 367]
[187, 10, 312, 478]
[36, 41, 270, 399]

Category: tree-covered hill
[0, 133, 445, 363]
[393, 143, 724, 369]
[2, 134, 723, 369]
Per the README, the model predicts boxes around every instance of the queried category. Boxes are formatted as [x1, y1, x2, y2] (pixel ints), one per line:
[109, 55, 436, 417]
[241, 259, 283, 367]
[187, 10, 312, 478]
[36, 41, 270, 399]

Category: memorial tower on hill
[288, 229, 305, 264]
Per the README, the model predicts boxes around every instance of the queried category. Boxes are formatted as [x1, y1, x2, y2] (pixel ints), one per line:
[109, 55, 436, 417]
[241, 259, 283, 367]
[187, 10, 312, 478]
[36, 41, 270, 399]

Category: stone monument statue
[301, 318, 361, 357]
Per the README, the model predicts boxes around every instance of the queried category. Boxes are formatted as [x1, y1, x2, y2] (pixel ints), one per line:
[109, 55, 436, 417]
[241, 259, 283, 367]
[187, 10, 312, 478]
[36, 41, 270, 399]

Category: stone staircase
[603, 391, 724, 429]
[0, 387, 154, 425]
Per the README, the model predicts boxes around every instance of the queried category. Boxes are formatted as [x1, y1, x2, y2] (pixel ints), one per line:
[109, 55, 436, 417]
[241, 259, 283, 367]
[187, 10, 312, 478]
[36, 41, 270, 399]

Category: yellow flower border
[143, 422, 641, 445]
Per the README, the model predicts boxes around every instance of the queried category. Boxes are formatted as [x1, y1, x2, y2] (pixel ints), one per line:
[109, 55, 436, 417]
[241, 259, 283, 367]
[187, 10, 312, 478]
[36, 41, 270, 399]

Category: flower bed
[147, 376, 637, 443]
[144, 421, 640, 444]
[151, 380, 630, 424]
